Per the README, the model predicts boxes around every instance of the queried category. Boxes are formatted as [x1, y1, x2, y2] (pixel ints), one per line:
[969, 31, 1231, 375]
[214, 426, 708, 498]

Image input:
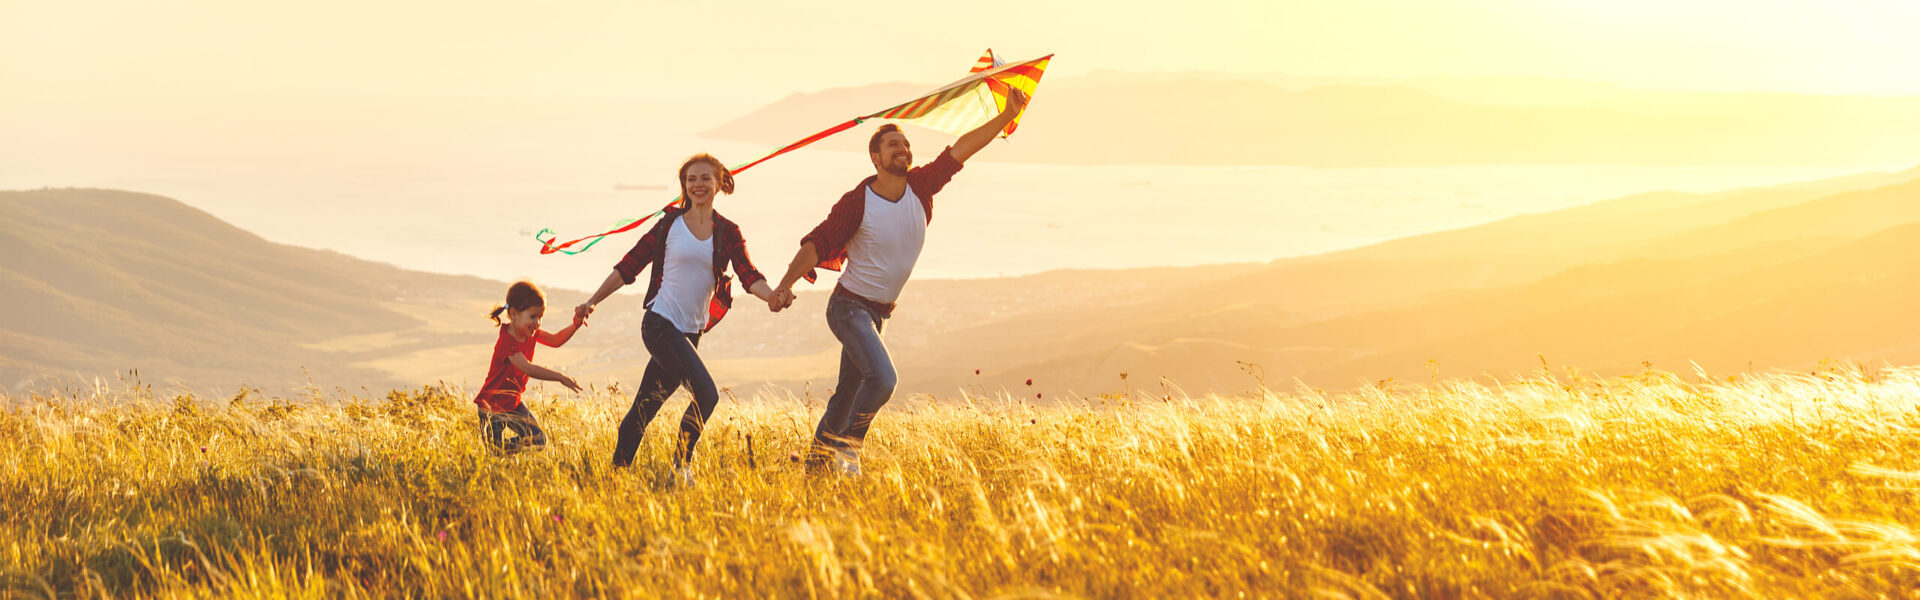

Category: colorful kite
[536, 49, 1053, 255]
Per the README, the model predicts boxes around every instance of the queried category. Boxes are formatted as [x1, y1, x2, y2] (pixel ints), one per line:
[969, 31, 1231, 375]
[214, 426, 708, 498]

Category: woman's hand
[766, 288, 795, 312]
[574, 302, 594, 323]
[751, 280, 792, 312]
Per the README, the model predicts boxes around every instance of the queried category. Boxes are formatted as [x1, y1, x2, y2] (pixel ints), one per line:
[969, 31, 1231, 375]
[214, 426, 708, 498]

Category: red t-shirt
[474, 326, 536, 412]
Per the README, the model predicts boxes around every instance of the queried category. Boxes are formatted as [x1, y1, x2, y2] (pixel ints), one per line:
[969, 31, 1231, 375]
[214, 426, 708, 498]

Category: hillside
[911, 165, 1920, 394]
[0, 189, 500, 392]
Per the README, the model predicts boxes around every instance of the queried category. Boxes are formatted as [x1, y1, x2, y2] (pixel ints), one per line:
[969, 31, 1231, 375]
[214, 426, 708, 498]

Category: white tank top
[838, 185, 927, 304]
[648, 217, 716, 333]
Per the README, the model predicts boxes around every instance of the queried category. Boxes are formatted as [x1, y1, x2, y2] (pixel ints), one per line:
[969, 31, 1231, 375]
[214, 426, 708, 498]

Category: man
[773, 88, 1031, 475]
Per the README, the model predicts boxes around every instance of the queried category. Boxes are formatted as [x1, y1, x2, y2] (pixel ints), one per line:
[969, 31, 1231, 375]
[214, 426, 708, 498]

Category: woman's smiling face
[682, 162, 720, 204]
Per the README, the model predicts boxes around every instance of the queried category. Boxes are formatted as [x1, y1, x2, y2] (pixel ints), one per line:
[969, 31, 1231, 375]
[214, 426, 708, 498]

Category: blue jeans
[809, 294, 896, 468]
[479, 404, 546, 454]
[611, 311, 718, 468]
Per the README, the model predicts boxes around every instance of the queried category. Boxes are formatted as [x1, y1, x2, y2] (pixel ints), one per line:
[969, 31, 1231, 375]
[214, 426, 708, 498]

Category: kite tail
[536, 203, 673, 255]
[730, 117, 865, 173]
[534, 117, 865, 255]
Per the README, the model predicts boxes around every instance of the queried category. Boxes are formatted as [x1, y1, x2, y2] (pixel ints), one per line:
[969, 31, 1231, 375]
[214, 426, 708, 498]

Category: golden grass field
[7, 364, 1920, 598]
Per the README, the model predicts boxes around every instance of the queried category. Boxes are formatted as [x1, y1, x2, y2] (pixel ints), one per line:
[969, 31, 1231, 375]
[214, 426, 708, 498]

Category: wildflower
[1025, 378, 1033, 386]
[437, 531, 448, 541]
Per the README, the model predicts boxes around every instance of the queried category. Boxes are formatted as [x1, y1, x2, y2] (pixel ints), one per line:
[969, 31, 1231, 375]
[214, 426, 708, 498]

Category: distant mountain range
[702, 72, 1920, 167]
[9, 162, 1920, 397]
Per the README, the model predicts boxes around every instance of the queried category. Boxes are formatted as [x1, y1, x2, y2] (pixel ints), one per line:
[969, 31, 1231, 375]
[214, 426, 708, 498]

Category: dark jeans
[809, 294, 895, 468]
[478, 404, 546, 454]
[611, 311, 719, 468]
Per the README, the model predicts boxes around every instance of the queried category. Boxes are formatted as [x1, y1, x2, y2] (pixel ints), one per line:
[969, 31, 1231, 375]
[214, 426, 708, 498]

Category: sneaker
[674, 464, 697, 488]
[835, 449, 862, 478]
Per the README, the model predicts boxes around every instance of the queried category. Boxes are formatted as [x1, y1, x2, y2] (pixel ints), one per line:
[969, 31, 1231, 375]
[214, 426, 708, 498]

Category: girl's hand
[558, 374, 583, 393]
[574, 303, 594, 323]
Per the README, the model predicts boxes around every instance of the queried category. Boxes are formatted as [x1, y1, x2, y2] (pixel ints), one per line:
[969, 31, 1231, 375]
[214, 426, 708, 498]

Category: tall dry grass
[6, 364, 1920, 598]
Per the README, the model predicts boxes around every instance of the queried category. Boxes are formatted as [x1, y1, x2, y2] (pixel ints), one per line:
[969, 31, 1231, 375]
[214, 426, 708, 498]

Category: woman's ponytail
[679, 153, 736, 198]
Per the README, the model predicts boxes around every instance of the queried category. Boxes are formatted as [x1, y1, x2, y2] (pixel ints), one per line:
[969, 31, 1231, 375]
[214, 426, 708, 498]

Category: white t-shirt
[837, 184, 927, 304]
[648, 217, 716, 333]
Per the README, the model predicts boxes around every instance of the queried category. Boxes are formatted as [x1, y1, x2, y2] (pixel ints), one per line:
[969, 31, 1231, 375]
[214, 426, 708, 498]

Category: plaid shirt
[798, 146, 963, 283]
[613, 207, 766, 332]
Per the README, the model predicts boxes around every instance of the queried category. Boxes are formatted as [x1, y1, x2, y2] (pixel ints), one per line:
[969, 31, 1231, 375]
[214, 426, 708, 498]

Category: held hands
[573, 302, 594, 324]
[766, 287, 796, 312]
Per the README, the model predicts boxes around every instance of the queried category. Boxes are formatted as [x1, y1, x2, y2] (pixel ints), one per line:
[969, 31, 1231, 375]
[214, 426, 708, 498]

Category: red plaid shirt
[613, 207, 766, 332]
[798, 146, 964, 282]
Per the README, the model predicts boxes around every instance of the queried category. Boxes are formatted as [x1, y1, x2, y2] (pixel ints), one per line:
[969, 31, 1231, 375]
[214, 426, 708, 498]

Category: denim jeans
[809, 294, 896, 469]
[611, 310, 718, 468]
[478, 403, 546, 454]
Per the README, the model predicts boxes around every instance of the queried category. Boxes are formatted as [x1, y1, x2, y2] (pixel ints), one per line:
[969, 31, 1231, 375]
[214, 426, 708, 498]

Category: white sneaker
[835, 449, 862, 478]
[674, 464, 697, 488]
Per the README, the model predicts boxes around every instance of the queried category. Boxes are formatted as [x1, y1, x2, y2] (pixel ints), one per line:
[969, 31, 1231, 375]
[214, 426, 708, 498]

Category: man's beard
[879, 152, 911, 176]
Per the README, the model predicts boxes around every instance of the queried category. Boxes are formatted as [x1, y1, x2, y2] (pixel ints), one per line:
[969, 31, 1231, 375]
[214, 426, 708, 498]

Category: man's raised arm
[948, 88, 1029, 164]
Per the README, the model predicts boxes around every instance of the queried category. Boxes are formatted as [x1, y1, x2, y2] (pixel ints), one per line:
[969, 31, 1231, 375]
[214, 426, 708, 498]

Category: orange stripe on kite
[882, 94, 938, 119]
[905, 94, 942, 117]
[996, 65, 1046, 80]
[969, 48, 998, 73]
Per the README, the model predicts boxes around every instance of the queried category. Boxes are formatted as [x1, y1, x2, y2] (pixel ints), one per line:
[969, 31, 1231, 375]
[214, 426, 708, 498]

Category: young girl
[475, 280, 585, 454]
[575, 153, 791, 483]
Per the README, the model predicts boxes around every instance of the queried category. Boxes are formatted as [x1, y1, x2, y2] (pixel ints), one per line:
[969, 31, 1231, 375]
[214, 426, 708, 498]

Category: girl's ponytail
[487, 281, 547, 325]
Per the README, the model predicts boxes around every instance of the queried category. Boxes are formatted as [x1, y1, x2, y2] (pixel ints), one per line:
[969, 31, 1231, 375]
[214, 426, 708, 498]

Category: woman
[576, 154, 794, 483]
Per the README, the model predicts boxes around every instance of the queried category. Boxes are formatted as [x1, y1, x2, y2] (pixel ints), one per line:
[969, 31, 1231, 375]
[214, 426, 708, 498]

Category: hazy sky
[7, 0, 1920, 104]
[6, 0, 1919, 290]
